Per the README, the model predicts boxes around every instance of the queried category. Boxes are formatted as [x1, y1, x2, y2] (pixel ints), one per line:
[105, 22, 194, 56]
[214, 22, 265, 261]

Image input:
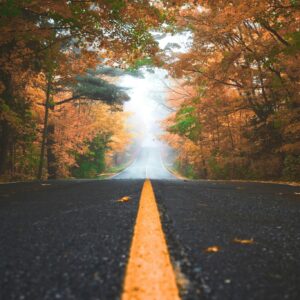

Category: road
[0, 147, 300, 300]
[113, 146, 175, 180]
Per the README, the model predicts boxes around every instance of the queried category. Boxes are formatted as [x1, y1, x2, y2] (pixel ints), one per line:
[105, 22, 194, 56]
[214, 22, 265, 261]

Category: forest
[0, 0, 169, 180]
[164, 1, 300, 181]
[0, 0, 299, 182]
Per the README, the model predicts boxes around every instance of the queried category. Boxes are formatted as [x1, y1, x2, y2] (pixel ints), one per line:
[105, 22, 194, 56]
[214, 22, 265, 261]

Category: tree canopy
[0, 0, 183, 179]
[0, 0, 299, 181]
[163, 0, 300, 181]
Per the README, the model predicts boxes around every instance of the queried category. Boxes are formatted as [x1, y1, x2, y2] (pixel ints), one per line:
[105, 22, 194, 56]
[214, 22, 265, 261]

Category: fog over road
[113, 145, 175, 180]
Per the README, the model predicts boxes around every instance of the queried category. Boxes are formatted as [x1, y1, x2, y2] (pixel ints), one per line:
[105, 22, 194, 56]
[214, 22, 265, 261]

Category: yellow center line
[121, 179, 181, 300]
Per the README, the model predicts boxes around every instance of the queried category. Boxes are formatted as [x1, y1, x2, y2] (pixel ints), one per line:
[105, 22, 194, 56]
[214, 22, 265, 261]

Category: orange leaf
[204, 246, 220, 253]
[233, 238, 254, 245]
[117, 196, 131, 203]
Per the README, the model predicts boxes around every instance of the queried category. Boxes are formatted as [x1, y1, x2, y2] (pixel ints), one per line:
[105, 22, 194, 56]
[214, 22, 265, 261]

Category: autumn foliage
[0, 0, 182, 180]
[0, 1, 299, 181]
[164, 1, 300, 181]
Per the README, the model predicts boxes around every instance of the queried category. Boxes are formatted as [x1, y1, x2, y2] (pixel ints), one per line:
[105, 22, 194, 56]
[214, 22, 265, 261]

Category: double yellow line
[121, 179, 181, 300]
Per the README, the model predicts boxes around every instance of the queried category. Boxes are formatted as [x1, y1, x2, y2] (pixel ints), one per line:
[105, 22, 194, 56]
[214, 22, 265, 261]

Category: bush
[71, 135, 107, 179]
[283, 155, 300, 181]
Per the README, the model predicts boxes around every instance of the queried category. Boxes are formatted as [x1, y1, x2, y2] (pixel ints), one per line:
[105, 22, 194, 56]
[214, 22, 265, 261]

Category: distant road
[0, 149, 300, 299]
[113, 146, 175, 180]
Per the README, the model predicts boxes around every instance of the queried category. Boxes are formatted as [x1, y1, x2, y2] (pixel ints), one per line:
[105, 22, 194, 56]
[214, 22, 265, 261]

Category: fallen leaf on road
[117, 196, 131, 203]
[204, 246, 220, 253]
[233, 238, 254, 244]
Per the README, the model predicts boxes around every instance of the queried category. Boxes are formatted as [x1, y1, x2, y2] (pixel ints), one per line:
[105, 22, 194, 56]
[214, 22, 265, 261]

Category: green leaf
[0, 0, 21, 17]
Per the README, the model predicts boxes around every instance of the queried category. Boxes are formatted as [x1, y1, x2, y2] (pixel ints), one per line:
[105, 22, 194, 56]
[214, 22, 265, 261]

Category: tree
[164, 1, 300, 180]
[0, 0, 184, 179]
[37, 66, 130, 179]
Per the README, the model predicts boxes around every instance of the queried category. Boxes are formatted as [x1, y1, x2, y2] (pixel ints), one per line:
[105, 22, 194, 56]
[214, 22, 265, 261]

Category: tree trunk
[0, 70, 13, 176]
[198, 140, 208, 178]
[46, 123, 57, 179]
[9, 143, 15, 178]
[226, 115, 235, 150]
[0, 122, 10, 175]
[37, 74, 51, 179]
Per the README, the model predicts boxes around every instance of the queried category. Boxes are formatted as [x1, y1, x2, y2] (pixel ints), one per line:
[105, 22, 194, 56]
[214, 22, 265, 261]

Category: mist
[113, 32, 191, 179]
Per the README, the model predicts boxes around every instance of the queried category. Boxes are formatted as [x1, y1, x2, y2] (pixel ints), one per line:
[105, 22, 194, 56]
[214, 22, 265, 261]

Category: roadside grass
[98, 162, 131, 179]
[170, 162, 300, 186]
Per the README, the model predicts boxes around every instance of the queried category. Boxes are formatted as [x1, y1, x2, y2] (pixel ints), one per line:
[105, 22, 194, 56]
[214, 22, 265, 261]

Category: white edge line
[159, 152, 183, 180]
[109, 158, 137, 179]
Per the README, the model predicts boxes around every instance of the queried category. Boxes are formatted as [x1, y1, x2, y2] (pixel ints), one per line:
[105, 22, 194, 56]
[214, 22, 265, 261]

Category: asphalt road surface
[113, 146, 175, 180]
[1, 147, 300, 300]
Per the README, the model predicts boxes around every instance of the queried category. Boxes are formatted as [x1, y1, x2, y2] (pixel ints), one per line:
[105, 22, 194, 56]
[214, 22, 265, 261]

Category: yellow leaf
[117, 196, 131, 203]
[233, 238, 254, 245]
[204, 246, 220, 253]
